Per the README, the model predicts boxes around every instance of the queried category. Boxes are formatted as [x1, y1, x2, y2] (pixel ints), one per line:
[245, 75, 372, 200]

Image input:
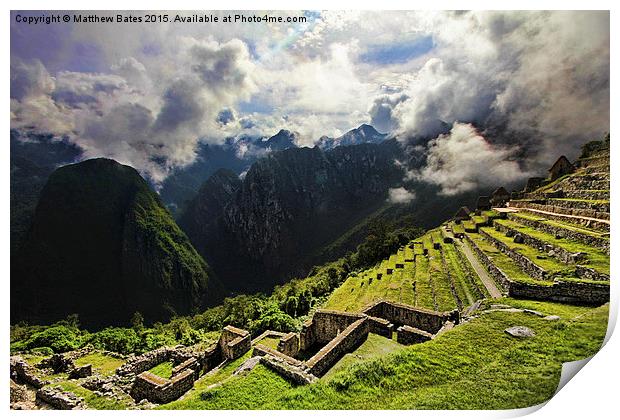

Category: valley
[10, 136, 610, 410]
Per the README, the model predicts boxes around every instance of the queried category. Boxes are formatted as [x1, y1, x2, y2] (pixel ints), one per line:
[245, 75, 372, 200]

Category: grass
[265, 300, 608, 409]
[322, 333, 405, 380]
[510, 211, 609, 237]
[55, 380, 131, 409]
[466, 233, 550, 286]
[256, 337, 280, 350]
[149, 361, 174, 379]
[74, 351, 125, 376]
[155, 299, 607, 409]
[494, 219, 609, 276]
[443, 243, 480, 305]
[480, 227, 574, 277]
[160, 350, 295, 409]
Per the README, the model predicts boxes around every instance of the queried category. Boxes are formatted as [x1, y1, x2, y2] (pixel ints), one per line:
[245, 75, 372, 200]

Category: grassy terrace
[160, 350, 295, 410]
[443, 242, 486, 303]
[479, 227, 575, 278]
[156, 300, 607, 409]
[510, 211, 609, 236]
[322, 333, 405, 380]
[323, 233, 449, 313]
[428, 245, 457, 311]
[74, 351, 125, 376]
[494, 219, 609, 276]
[55, 380, 132, 409]
[466, 233, 550, 286]
[149, 361, 174, 379]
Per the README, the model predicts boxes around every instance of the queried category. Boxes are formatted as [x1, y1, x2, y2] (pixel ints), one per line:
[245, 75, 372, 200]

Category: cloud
[10, 10, 609, 186]
[388, 187, 416, 204]
[413, 123, 530, 196]
[384, 11, 609, 169]
[11, 37, 257, 184]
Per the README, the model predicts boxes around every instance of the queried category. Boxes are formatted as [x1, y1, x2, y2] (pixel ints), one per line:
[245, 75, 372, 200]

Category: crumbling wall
[277, 332, 300, 358]
[35, 386, 85, 410]
[116, 347, 172, 376]
[252, 344, 304, 367]
[396, 325, 432, 345]
[260, 355, 317, 385]
[362, 301, 458, 334]
[10, 357, 49, 389]
[131, 369, 196, 404]
[305, 318, 369, 377]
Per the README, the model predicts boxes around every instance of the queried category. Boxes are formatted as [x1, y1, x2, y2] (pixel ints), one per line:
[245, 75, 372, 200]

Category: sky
[10, 10, 610, 194]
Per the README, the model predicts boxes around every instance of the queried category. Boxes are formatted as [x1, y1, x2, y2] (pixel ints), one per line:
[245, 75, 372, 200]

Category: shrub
[87, 327, 141, 354]
[24, 326, 82, 353]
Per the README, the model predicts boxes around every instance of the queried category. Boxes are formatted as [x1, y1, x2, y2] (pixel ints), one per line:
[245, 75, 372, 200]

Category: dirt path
[456, 240, 502, 299]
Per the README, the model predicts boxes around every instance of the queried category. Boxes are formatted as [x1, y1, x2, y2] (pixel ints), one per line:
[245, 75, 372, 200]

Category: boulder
[504, 326, 535, 338]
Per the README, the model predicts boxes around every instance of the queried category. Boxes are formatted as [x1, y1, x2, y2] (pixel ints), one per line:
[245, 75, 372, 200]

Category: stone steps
[550, 173, 609, 191]
[562, 189, 609, 201]
[575, 154, 610, 168]
[507, 212, 609, 254]
[546, 198, 609, 213]
[509, 200, 609, 221]
[492, 219, 610, 278]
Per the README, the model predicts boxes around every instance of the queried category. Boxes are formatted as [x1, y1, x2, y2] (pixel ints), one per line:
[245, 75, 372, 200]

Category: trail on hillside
[456, 239, 503, 298]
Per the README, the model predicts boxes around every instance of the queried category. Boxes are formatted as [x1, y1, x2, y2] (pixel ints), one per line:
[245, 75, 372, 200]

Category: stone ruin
[250, 300, 460, 382]
[127, 325, 252, 404]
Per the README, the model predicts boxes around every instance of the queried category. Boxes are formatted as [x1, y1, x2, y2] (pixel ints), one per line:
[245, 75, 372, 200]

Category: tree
[131, 312, 144, 332]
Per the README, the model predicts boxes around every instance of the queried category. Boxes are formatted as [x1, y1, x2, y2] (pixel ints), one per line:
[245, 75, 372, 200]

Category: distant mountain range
[316, 124, 388, 150]
[160, 125, 389, 216]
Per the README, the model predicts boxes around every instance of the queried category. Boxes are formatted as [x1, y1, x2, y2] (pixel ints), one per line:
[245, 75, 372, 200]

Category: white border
[3, 1, 617, 419]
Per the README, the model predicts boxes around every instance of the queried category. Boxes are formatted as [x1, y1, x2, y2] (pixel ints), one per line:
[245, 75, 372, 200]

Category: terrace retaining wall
[362, 300, 458, 334]
[305, 318, 369, 377]
[506, 213, 609, 254]
[478, 229, 549, 281]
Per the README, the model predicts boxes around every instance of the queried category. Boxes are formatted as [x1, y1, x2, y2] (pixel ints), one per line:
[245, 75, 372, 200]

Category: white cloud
[413, 123, 530, 196]
[388, 187, 416, 204]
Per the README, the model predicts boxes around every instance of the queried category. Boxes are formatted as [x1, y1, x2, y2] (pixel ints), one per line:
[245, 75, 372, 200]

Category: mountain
[317, 124, 388, 150]
[159, 130, 298, 216]
[10, 130, 82, 252]
[180, 140, 407, 292]
[11, 158, 220, 328]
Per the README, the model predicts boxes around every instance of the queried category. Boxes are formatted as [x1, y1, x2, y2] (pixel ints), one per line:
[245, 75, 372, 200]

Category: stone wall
[367, 316, 393, 338]
[465, 233, 609, 305]
[10, 357, 49, 389]
[36, 386, 84, 410]
[478, 229, 549, 281]
[507, 279, 609, 305]
[509, 200, 609, 221]
[506, 213, 609, 254]
[277, 332, 300, 358]
[251, 330, 286, 345]
[117, 347, 172, 376]
[252, 344, 304, 367]
[362, 300, 458, 334]
[305, 318, 369, 377]
[259, 355, 317, 385]
[575, 265, 610, 282]
[396, 325, 433, 345]
[171, 357, 199, 380]
[131, 369, 196, 404]
[219, 326, 251, 360]
[300, 310, 365, 350]
[493, 221, 589, 265]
